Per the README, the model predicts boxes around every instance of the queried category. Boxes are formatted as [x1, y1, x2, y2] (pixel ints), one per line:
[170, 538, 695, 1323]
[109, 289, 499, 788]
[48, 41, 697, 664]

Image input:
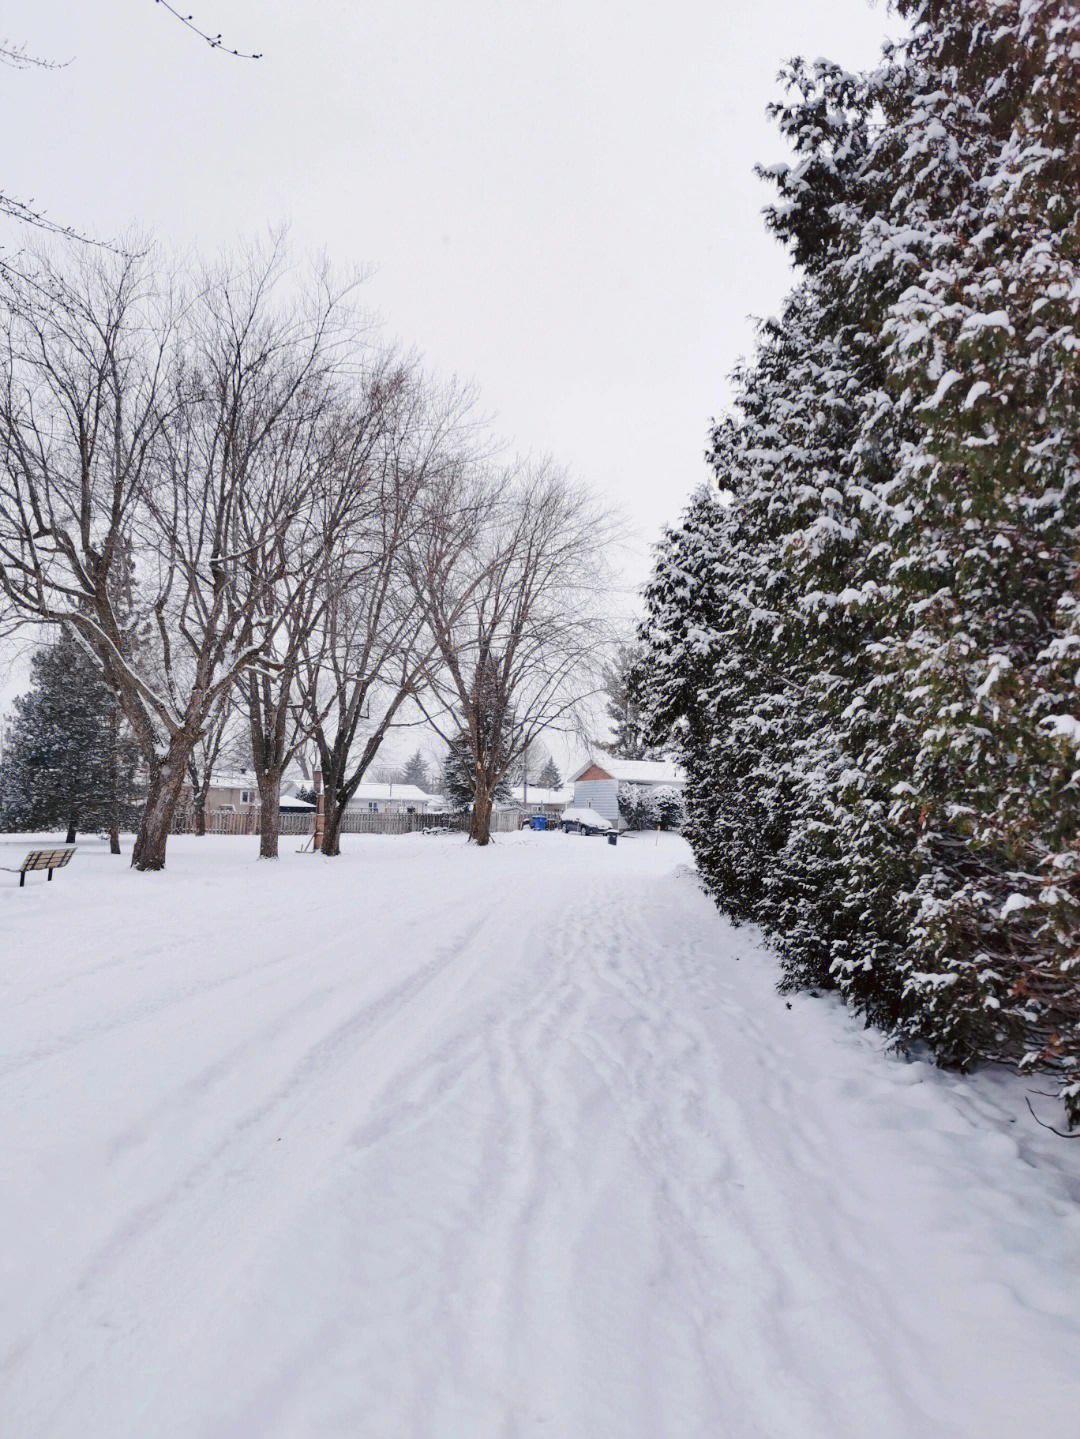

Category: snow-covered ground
[2, 830, 1079, 1438]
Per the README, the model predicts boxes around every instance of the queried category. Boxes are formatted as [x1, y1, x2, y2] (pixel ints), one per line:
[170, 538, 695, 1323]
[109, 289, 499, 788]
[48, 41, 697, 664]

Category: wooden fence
[338, 809, 518, 835]
[168, 808, 521, 837]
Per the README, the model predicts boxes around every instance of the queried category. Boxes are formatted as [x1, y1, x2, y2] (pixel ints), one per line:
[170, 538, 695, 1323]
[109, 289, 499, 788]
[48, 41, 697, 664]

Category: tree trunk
[470, 785, 493, 846]
[107, 699, 122, 855]
[321, 795, 344, 857]
[131, 754, 188, 870]
[257, 769, 282, 859]
[65, 812, 78, 845]
[194, 795, 207, 837]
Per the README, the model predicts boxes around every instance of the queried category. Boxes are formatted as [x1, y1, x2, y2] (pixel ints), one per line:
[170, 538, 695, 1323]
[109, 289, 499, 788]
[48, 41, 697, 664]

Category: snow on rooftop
[345, 783, 436, 804]
[573, 755, 685, 786]
[206, 770, 259, 790]
[507, 784, 573, 806]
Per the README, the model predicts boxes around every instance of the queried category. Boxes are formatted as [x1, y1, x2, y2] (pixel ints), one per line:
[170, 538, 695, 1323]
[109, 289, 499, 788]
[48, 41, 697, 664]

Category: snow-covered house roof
[503, 784, 573, 809]
[570, 756, 684, 787]
[345, 783, 436, 805]
[207, 769, 259, 791]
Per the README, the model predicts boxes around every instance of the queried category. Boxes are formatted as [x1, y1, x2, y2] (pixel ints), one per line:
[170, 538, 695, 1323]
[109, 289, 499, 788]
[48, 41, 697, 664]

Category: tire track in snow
[3, 897, 494, 1426]
[4, 835, 1079, 1438]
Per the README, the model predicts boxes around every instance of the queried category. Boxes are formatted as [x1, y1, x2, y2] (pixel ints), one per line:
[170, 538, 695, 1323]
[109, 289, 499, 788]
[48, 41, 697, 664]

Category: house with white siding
[500, 784, 573, 820]
[343, 783, 441, 815]
[569, 756, 685, 828]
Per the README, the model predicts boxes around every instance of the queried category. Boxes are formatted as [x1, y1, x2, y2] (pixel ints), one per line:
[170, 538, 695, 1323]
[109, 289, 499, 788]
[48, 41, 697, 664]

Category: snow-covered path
[3, 833, 1079, 1438]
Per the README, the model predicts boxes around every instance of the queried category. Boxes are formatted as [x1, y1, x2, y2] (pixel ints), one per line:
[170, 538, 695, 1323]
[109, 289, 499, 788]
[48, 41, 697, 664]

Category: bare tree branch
[153, 2, 262, 59]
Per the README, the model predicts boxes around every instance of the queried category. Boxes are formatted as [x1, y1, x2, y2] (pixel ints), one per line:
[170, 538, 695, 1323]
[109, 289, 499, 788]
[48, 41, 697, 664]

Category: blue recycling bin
[529, 814, 548, 831]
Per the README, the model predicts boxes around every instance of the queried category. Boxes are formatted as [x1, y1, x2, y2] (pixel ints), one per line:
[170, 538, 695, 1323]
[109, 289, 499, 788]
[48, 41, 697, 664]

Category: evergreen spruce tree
[441, 730, 513, 810]
[538, 757, 562, 790]
[441, 734, 475, 810]
[602, 644, 662, 760]
[0, 628, 138, 843]
[401, 750, 430, 791]
[441, 657, 514, 820]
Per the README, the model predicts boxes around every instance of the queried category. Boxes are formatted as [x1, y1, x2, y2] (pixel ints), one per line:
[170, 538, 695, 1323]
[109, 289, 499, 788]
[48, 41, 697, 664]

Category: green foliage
[601, 644, 662, 760]
[401, 750, 430, 791]
[617, 783, 684, 832]
[441, 732, 477, 810]
[642, 0, 1080, 1124]
[0, 628, 139, 838]
[441, 655, 515, 811]
[441, 730, 512, 809]
[538, 757, 562, 790]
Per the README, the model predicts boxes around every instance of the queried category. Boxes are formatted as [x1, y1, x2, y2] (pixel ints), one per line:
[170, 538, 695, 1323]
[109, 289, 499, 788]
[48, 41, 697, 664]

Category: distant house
[569, 756, 685, 828]
[501, 783, 572, 820]
[180, 769, 260, 817]
[343, 783, 440, 815]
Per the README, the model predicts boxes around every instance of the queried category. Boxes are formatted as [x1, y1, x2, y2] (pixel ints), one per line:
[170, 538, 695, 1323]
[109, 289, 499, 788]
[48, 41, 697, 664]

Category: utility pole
[313, 768, 324, 852]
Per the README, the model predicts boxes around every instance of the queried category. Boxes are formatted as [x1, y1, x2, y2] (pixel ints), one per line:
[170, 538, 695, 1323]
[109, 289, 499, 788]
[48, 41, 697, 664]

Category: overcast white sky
[5, 1, 897, 588]
[2, 2, 899, 760]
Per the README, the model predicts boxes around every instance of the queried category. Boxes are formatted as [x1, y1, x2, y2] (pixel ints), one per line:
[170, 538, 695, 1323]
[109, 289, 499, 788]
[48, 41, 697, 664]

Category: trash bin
[529, 814, 548, 831]
[607, 831, 617, 846]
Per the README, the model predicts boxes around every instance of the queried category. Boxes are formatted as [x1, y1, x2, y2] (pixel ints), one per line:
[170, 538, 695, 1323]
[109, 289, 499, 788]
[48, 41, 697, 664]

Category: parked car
[560, 807, 612, 836]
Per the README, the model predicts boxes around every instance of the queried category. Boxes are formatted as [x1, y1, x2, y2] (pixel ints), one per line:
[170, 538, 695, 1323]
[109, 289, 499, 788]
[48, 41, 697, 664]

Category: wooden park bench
[1, 846, 77, 887]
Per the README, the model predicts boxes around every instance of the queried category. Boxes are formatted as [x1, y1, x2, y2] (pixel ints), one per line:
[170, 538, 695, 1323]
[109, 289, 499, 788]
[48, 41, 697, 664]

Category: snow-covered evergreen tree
[617, 783, 685, 832]
[441, 732, 476, 810]
[641, 0, 1080, 1122]
[0, 628, 139, 843]
[441, 730, 512, 809]
[441, 657, 514, 815]
[859, 0, 1080, 1092]
[617, 783, 658, 832]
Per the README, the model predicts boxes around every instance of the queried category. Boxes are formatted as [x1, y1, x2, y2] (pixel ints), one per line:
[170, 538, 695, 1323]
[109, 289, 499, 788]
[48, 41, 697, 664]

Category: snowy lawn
[2, 830, 1079, 1438]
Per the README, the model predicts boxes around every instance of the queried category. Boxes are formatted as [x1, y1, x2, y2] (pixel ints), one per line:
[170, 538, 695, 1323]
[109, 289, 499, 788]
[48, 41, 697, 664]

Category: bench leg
[48, 869, 53, 880]
[20, 871, 25, 887]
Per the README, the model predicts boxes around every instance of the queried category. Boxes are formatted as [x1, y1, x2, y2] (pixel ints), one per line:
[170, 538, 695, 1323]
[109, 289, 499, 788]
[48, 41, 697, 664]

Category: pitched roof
[207, 770, 259, 790]
[571, 755, 684, 786]
[506, 784, 573, 806]
[345, 783, 435, 803]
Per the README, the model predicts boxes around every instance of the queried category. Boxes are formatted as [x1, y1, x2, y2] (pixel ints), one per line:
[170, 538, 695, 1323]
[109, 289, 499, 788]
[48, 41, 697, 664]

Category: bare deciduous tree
[183, 689, 236, 836]
[0, 238, 362, 868]
[295, 382, 477, 856]
[241, 363, 411, 858]
[2, 7, 256, 259]
[412, 461, 617, 845]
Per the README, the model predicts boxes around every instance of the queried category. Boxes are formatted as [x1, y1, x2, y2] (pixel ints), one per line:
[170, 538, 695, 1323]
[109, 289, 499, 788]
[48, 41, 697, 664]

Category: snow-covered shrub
[617, 783, 658, 832]
[652, 786, 685, 833]
[618, 783, 684, 832]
